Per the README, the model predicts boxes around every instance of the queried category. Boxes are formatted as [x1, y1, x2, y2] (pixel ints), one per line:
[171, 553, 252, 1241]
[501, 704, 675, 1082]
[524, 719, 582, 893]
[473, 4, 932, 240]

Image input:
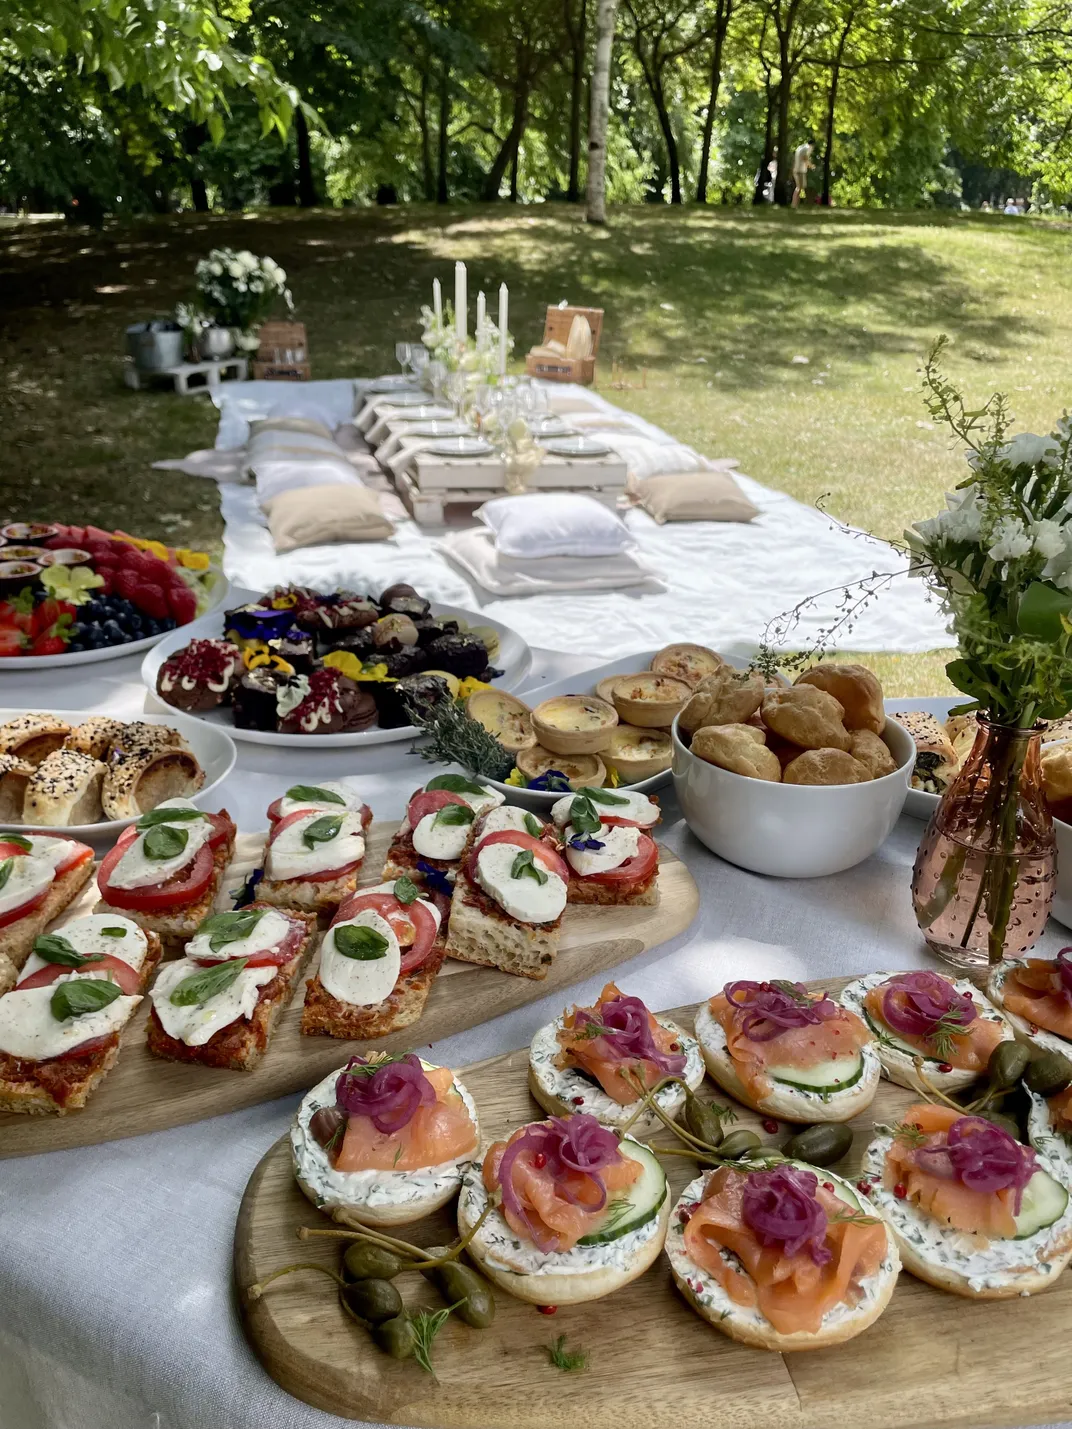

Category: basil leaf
[435, 803, 474, 828]
[136, 806, 207, 830]
[51, 978, 121, 1021]
[523, 812, 543, 837]
[285, 783, 345, 806]
[302, 813, 343, 848]
[101, 926, 127, 938]
[34, 933, 103, 968]
[511, 849, 548, 885]
[0, 858, 14, 893]
[197, 908, 265, 954]
[577, 786, 629, 806]
[394, 874, 419, 905]
[143, 824, 189, 861]
[169, 957, 248, 1007]
[569, 795, 603, 837]
[334, 924, 389, 960]
[0, 831, 32, 851]
[426, 774, 488, 797]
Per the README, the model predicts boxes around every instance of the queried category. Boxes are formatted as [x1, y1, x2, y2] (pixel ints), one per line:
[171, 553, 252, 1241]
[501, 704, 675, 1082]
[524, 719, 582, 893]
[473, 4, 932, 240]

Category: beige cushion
[248, 416, 336, 441]
[264, 484, 394, 553]
[635, 470, 759, 524]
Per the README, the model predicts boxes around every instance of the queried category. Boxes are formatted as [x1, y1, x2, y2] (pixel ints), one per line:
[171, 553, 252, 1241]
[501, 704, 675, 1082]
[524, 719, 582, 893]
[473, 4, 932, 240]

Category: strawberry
[140, 556, 171, 585]
[29, 635, 67, 657]
[115, 569, 140, 603]
[0, 628, 26, 657]
[31, 598, 62, 637]
[167, 583, 197, 624]
[2, 588, 35, 633]
[133, 581, 169, 619]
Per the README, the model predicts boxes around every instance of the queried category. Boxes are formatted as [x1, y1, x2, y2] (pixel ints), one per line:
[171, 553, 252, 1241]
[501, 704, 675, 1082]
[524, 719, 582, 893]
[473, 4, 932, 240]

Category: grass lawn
[3, 203, 1070, 694]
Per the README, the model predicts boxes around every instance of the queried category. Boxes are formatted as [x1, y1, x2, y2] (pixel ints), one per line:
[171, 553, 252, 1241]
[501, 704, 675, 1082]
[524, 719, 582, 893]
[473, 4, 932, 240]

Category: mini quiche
[839, 970, 1014, 1093]
[989, 951, 1072, 1056]
[465, 689, 536, 755]
[603, 724, 672, 782]
[696, 979, 880, 1123]
[458, 1112, 669, 1304]
[292, 1052, 480, 1224]
[649, 643, 725, 689]
[861, 1104, 1072, 1298]
[528, 982, 704, 1132]
[382, 775, 504, 889]
[0, 830, 95, 987]
[610, 674, 692, 730]
[666, 1162, 899, 1350]
[531, 695, 618, 756]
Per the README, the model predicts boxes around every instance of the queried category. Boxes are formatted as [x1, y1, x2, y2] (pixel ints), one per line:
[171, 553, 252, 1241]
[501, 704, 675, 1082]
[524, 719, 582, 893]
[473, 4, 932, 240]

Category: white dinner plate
[362, 377, 422, 394]
[373, 391, 439, 409]
[541, 435, 611, 458]
[423, 436, 492, 458]
[398, 420, 470, 438]
[140, 598, 532, 749]
[0, 569, 230, 671]
[0, 707, 236, 845]
[528, 416, 577, 439]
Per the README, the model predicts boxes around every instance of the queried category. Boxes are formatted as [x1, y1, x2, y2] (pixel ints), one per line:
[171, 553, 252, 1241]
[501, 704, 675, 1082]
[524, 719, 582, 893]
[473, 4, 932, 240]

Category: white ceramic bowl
[671, 716, 914, 878]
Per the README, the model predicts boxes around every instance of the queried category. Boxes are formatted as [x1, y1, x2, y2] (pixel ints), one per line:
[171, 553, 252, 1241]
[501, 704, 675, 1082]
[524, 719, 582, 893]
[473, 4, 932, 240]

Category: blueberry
[161, 617, 177, 632]
[100, 620, 124, 645]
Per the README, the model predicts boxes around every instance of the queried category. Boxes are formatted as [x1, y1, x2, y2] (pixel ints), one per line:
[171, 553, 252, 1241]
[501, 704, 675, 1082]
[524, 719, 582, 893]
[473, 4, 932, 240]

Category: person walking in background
[791, 140, 814, 208]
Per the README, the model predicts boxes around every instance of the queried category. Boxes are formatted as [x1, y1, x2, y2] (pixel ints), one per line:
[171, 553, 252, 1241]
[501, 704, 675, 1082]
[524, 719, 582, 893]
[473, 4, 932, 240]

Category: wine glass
[427, 359, 447, 401]
[410, 345, 430, 387]
[446, 369, 469, 420]
[395, 341, 413, 379]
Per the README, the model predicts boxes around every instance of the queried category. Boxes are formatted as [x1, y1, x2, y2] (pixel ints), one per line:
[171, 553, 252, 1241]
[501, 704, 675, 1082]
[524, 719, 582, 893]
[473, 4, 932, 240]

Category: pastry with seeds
[0, 714, 72, 766]
[23, 749, 108, 826]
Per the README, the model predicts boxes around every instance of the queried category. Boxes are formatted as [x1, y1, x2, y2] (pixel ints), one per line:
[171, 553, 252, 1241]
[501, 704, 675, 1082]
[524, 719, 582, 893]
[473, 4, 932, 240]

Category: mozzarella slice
[474, 842, 566, 924]
[551, 789, 658, 828]
[0, 854, 54, 918]
[350, 882, 442, 931]
[20, 914, 148, 980]
[564, 822, 640, 876]
[276, 781, 367, 821]
[150, 958, 277, 1046]
[319, 909, 401, 1007]
[411, 810, 471, 861]
[478, 806, 542, 837]
[266, 810, 366, 882]
[185, 907, 295, 963]
[0, 972, 140, 1061]
[108, 811, 214, 890]
[457, 785, 505, 815]
[24, 836, 82, 871]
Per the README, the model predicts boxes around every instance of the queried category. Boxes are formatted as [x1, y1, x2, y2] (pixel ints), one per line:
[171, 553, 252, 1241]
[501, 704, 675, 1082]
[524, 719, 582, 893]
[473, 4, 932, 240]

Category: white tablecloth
[1, 648, 1067, 1429]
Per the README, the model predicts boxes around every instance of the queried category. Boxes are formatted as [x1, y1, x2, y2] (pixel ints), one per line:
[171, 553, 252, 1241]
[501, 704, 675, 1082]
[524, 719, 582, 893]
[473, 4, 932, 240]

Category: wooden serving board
[235, 978, 1072, 1429]
[0, 822, 697, 1159]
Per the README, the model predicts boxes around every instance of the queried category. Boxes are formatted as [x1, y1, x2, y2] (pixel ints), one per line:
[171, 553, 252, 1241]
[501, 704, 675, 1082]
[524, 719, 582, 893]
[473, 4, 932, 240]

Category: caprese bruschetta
[528, 981, 704, 1131]
[695, 979, 880, 1123]
[291, 1052, 480, 1224]
[95, 799, 235, 941]
[257, 800, 373, 915]
[266, 779, 371, 827]
[666, 1161, 900, 1349]
[300, 876, 446, 1039]
[552, 790, 660, 907]
[839, 970, 1014, 1094]
[989, 950, 1072, 1056]
[457, 1112, 669, 1304]
[145, 902, 315, 1070]
[862, 1104, 1072, 1298]
[0, 830, 95, 989]
[382, 775, 505, 890]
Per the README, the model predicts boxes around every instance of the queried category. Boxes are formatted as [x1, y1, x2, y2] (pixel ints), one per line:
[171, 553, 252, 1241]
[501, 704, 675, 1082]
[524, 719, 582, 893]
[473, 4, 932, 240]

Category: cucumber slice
[767, 1053, 864, 1096]
[577, 1139, 666, 1246]
[1014, 1169, 1069, 1240]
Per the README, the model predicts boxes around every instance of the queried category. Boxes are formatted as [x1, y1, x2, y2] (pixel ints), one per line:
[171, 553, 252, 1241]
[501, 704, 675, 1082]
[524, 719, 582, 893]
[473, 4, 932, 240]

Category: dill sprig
[888, 1120, 927, 1147]
[406, 697, 514, 781]
[544, 1333, 589, 1373]
[828, 1207, 881, 1227]
[927, 1009, 970, 1061]
[410, 1304, 455, 1375]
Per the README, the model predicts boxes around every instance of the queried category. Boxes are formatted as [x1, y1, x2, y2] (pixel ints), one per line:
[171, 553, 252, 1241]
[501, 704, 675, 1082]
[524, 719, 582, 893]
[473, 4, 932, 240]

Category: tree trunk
[482, 85, 528, 201]
[509, 140, 520, 201]
[650, 74, 681, 203]
[586, 0, 618, 223]
[566, 0, 588, 201]
[773, 47, 794, 204]
[419, 67, 435, 201]
[821, 7, 855, 205]
[436, 63, 450, 204]
[695, 0, 731, 204]
[190, 177, 209, 212]
[295, 107, 318, 207]
[753, 77, 776, 204]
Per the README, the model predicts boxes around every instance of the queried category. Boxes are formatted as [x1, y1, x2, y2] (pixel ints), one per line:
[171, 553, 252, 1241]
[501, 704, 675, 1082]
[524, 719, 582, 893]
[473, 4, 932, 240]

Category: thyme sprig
[406, 697, 514, 781]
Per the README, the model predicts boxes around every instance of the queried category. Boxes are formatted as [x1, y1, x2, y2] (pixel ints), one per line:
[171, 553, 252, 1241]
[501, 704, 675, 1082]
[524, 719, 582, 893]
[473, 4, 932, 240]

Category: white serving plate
[0, 707, 236, 845]
[0, 569, 230, 671]
[541, 435, 611, 458]
[424, 436, 492, 458]
[140, 600, 533, 749]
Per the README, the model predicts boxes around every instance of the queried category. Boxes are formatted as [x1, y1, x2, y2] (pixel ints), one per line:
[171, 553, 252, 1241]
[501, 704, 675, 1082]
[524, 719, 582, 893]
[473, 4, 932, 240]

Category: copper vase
[911, 718, 1056, 969]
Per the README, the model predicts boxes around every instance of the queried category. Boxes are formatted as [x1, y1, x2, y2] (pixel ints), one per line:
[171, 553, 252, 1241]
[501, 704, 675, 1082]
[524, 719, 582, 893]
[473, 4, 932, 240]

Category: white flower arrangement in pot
[193, 247, 294, 353]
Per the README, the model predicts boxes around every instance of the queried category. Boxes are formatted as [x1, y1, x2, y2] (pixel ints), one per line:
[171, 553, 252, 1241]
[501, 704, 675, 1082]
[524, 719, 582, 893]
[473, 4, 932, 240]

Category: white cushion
[601, 433, 713, 484]
[476, 494, 632, 559]
[436, 528, 662, 596]
[212, 378, 358, 449]
[247, 430, 366, 508]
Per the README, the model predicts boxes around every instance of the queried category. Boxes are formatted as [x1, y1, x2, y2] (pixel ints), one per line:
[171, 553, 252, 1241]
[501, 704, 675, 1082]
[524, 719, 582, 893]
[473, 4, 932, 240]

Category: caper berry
[342, 1243, 407, 1282]
[341, 1278, 403, 1325]
[1025, 1049, 1072, 1098]
[372, 1313, 416, 1360]
[428, 1262, 496, 1328]
[781, 1122, 854, 1167]
[683, 1091, 726, 1148]
[986, 1040, 1031, 1090]
[718, 1129, 762, 1159]
[979, 1109, 1023, 1141]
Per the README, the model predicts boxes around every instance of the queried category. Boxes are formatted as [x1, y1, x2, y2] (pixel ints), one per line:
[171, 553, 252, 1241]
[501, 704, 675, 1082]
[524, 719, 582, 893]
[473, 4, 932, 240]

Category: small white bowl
[671, 716, 913, 878]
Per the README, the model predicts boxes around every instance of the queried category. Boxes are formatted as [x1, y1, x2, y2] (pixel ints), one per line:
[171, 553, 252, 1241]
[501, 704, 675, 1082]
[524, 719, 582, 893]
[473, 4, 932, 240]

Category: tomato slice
[0, 885, 49, 929]
[98, 840, 214, 911]
[0, 840, 31, 859]
[333, 890, 439, 975]
[600, 815, 651, 830]
[268, 807, 316, 843]
[17, 956, 140, 995]
[55, 1033, 116, 1062]
[581, 833, 659, 885]
[205, 811, 234, 849]
[466, 829, 569, 885]
[266, 797, 285, 823]
[407, 789, 468, 831]
[268, 796, 371, 827]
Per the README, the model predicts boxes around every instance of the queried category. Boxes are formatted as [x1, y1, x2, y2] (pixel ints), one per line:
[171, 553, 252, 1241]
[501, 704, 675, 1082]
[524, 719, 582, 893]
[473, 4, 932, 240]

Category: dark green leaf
[393, 874, 418, 905]
[143, 824, 189, 861]
[100, 926, 128, 938]
[136, 806, 207, 830]
[426, 774, 488, 796]
[301, 814, 343, 848]
[576, 786, 628, 806]
[434, 803, 474, 828]
[0, 858, 14, 893]
[197, 908, 265, 954]
[0, 832, 32, 851]
[568, 796, 602, 837]
[511, 849, 548, 885]
[1017, 582, 1072, 642]
[523, 813, 543, 837]
[334, 924, 389, 960]
[34, 933, 102, 968]
[169, 957, 248, 1007]
[51, 978, 121, 1021]
[285, 784, 345, 806]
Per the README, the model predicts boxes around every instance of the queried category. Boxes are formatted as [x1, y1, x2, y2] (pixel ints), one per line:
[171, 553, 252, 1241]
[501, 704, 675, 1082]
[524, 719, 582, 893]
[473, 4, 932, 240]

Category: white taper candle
[455, 261, 466, 342]
[498, 283, 508, 377]
[432, 277, 442, 323]
[476, 290, 486, 349]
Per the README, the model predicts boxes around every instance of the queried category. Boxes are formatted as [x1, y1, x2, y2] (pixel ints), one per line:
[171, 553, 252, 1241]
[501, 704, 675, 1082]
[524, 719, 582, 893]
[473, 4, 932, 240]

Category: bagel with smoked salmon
[988, 954, 1072, 1058]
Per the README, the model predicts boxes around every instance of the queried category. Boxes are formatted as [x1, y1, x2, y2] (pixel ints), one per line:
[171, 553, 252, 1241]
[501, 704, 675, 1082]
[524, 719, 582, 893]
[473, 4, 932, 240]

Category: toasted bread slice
[301, 939, 446, 1039]
[95, 829, 236, 944]
[566, 870, 659, 906]
[257, 867, 361, 916]
[381, 825, 455, 887]
[0, 856, 96, 974]
[445, 870, 560, 980]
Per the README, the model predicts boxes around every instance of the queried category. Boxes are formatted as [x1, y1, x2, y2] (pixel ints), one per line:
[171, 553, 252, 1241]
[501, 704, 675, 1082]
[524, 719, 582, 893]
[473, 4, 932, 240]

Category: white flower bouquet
[194, 248, 293, 335]
[419, 304, 513, 381]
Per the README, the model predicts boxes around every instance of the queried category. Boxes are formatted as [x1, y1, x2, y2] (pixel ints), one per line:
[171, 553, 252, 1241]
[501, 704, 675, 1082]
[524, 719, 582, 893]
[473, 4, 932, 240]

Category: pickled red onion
[880, 971, 976, 1040]
[724, 980, 838, 1042]
[334, 1053, 436, 1134]
[915, 1115, 1037, 1209]
[496, 1114, 622, 1252]
[572, 992, 687, 1078]
[741, 1165, 832, 1265]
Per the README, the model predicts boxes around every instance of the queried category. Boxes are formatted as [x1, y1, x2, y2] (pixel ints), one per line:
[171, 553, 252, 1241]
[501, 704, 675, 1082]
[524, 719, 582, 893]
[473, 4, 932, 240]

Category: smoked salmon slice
[683, 1166, 886, 1336]
[1003, 959, 1072, 1040]
[710, 987, 870, 1097]
[556, 981, 684, 1103]
[335, 1066, 478, 1172]
[1047, 1086, 1072, 1131]
[884, 1103, 1021, 1240]
[863, 981, 1004, 1070]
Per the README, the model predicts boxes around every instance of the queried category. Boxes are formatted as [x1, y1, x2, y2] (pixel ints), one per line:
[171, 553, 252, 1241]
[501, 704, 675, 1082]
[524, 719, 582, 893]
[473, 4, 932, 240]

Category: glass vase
[911, 718, 1055, 969]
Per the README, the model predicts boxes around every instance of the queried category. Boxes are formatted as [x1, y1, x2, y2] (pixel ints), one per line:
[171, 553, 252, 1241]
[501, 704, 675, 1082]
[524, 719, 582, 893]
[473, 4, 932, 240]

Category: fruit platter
[142, 582, 532, 748]
[0, 522, 228, 668]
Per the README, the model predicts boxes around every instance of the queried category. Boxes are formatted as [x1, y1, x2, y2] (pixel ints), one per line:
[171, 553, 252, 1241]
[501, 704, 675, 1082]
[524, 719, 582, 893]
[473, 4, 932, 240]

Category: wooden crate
[252, 321, 310, 381]
[525, 304, 603, 385]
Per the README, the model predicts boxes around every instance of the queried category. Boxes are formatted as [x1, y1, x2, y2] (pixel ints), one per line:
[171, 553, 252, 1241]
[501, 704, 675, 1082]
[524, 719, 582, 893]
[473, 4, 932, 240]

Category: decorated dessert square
[549, 786, 660, 906]
[0, 830, 95, 990]
[382, 775, 505, 891]
[258, 796, 373, 914]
